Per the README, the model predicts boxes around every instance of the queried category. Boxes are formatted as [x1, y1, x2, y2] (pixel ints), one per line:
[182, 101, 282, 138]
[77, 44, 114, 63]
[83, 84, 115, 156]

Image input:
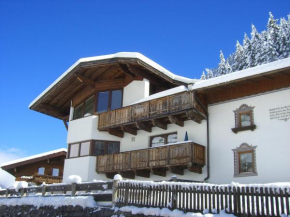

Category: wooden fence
[116, 180, 290, 217]
[0, 181, 113, 201]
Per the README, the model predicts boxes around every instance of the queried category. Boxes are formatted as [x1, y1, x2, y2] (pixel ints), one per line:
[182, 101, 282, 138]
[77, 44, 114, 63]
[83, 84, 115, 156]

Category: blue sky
[0, 1, 289, 162]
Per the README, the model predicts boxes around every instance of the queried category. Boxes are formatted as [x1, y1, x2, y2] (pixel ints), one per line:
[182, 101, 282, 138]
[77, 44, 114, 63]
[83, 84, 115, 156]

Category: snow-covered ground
[0, 196, 96, 209]
[116, 206, 237, 217]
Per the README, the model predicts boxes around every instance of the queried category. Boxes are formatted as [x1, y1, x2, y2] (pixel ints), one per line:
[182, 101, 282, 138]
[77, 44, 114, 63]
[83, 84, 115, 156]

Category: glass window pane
[152, 136, 165, 147]
[84, 96, 94, 116]
[240, 152, 253, 172]
[80, 141, 90, 156]
[241, 113, 251, 126]
[97, 91, 109, 113]
[167, 133, 177, 144]
[69, 144, 79, 158]
[38, 167, 45, 175]
[74, 104, 84, 119]
[108, 142, 120, 154]
[111, 90, 122, 110]
[93, 141, 106, 156]
[52, 168, 59, 177]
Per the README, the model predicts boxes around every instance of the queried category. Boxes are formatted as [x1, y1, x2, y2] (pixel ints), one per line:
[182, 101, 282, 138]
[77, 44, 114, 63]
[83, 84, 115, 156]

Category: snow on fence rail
[0, 181, 113, 202]
[116, 180, 290, 217]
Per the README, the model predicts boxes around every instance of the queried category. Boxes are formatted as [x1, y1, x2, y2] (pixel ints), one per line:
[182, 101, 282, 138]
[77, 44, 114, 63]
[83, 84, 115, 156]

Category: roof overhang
[29, 52, 196, 120]
[1, 148, 67, 170]
[190, 57, 290, 92]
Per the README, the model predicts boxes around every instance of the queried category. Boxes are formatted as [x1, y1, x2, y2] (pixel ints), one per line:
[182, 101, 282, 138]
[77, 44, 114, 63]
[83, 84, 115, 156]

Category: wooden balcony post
[42, 185, 47, 196]
[71, 183, 77, 196]
[20, 188, 26, 197]
[112, 179, 119, 205]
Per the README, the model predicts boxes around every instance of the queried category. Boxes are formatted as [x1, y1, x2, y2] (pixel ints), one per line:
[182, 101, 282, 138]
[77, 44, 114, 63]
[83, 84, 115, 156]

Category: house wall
[208, 88, 290, 184]
[5, 157, 65, 184]
[64, 118, 207, 182]
[123, 79, 150, 106]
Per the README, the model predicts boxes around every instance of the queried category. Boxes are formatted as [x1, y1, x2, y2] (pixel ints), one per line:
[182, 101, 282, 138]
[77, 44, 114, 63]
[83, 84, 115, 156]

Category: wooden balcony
[98, 91, 206, 137]
[96, 142, 205, 179]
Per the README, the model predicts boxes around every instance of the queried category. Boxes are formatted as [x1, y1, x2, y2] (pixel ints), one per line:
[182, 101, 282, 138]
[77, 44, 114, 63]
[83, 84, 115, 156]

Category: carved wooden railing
[98, 91, 204, 130]
[96, 142, 205, 174]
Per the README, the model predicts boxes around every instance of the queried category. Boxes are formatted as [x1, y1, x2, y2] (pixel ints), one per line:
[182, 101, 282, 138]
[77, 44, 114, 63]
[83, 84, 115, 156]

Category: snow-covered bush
[114, 174, 123, 181]
[201, 13, 290, 80]
[66, 175, 82, 184]
[9, 181, 28, 192]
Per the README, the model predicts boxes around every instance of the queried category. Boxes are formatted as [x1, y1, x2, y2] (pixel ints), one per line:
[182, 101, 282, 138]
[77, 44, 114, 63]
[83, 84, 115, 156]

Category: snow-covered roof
[1, 148, 67, 168]
[131, 85, 188, 105]
[190, 57, 290, 90]
[29, 52, 196, 109]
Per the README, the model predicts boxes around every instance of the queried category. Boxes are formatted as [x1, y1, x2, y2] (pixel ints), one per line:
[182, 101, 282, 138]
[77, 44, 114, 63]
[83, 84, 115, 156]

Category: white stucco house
[29, 52, 290, 184]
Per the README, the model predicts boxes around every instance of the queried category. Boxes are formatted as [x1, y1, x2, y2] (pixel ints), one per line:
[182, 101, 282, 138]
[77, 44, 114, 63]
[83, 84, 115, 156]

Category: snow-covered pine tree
[278, 17, 290, 58]
[205, 68, 214, 79]
[242, 33, 255, 69]
[232, 41, 244, 71]
[200, 71, 206, 80]
[250, 24, 263, 66]
[266, 12, 280, 62]
[217, 51, 228, 75]
[200, 13, 290, 80]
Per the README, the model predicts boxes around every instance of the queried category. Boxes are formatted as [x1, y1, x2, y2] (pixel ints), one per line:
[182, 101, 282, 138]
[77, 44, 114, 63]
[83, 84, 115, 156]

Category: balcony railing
[98, 91, 206, 136]
[96, 141, 205, 179]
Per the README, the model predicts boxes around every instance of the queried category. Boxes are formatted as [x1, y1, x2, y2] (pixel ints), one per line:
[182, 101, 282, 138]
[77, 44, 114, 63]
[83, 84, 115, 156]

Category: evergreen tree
[232, 41, 244, 71]
[250, 24, 262, 66]
[242, 33, 254, 69]
[200, 13, 290, 80]
[205, 68, 214, 79]
[217, 51, 228, 75]
[200, 71, 206, 80]
[266, 12, 279, 62]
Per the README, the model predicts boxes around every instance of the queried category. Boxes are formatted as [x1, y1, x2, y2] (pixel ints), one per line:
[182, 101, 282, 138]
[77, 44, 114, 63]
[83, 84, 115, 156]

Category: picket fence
[116, 180, 290, 217]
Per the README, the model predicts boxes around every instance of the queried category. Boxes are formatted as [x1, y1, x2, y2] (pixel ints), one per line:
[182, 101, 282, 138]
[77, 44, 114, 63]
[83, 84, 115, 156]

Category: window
[232, 104, 256, 133]
[38, 167, 45, 175]
[92, 141, 120, 156]
[52, 168, 59, 177]
[97, 91, 110, 113]
[73, 89, 123, 119]
[80, 141, 90, 156]
[96, 90, 123, 113]
[73, 95, 95, 119]
[68, 140, 120, 158]
[69, 143, 79, 158]
[150, 132, 177, 147]
[111, 90, 123, 110]
[232, 143, 257, 177]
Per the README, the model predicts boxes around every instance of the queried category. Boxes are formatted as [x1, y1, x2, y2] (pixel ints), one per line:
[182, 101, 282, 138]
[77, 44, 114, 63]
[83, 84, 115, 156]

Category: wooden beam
[151, 168, 167, 177]
[94, 65, 115, 80]
[118, 64, 136, 78]
[135, 122, 152, 132]
[168, 115, 184, 127]
[188, 165, 202, 174]
[121, 126, 137, 136]
[105, 172, 116, 179]
[169, 166, 184, 175]
[40, 104, 69, 118]
[120, 171, 135, 179]
[75, 74, 96, 88]
[94, 79, 126, 91]
[63, 120, 68, 131]
[108, 129, 124, 138]
[151, 119, 167, 130]
[262, 75, 274, 80]
[127, 64, 161, 86]
[186, 110, 202, 124]
[135, 169, 150, 178]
